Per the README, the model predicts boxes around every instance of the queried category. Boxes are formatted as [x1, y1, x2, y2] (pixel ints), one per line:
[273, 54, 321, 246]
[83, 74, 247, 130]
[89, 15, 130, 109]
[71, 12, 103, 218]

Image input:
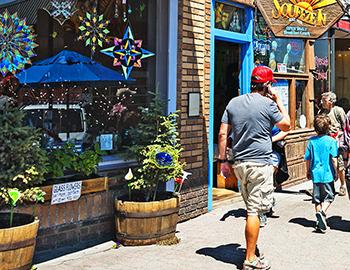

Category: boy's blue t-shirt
[304, 135, 338, 183]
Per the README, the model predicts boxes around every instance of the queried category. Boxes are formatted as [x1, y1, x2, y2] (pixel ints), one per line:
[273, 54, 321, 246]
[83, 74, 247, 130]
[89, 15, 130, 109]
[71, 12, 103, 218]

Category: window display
[254, 12, 306, 74]
[296, 81, 307, 129]
[0, 0, 167, 170]
[214, 1, 245, 33]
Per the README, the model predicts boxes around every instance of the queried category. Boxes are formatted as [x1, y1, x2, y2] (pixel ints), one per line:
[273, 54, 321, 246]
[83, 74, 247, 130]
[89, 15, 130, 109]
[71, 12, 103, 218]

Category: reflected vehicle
[22, 104, 87, 151]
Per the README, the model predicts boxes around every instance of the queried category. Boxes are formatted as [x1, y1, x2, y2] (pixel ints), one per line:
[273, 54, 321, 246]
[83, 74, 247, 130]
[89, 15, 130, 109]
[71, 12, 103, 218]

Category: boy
[305, 114, 338, 232]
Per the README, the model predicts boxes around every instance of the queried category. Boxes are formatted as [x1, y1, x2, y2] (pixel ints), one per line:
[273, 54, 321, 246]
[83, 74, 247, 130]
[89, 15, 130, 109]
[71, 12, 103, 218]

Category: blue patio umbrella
[16, 50, 130, 85]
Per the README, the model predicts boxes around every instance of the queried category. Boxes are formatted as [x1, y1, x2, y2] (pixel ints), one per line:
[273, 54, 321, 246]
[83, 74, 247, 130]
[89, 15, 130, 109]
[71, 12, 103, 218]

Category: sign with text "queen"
[256, 0, 344, 38]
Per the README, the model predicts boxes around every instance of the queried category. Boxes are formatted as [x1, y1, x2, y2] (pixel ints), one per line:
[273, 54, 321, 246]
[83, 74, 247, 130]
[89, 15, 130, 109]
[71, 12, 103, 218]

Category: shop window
[335, 39, 350, 113]
[254, 12, 306, 74]
[296, 81, 307, 129]
[314, 33, 329, 113]
[0, 0, 169, 168]
[214, 1, 245, 33]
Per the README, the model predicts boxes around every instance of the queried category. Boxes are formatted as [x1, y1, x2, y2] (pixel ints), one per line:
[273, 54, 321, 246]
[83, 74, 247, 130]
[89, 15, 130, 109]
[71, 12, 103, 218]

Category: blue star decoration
[101, 25, 154, 79]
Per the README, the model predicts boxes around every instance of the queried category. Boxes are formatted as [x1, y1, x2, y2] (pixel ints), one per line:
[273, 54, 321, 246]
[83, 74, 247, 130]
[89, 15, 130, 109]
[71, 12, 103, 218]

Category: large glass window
[0, 0, 169, 166]
[254, 12, 306, 74]
[335, 39, 350, 113]
[296, 81, 307, 129]
[314, 33, 329, 113]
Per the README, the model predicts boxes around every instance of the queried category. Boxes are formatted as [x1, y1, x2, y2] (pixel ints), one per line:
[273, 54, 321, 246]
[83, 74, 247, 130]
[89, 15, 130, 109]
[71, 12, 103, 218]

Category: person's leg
[338, 155, 346, 196]
[245, 215, 260, 261]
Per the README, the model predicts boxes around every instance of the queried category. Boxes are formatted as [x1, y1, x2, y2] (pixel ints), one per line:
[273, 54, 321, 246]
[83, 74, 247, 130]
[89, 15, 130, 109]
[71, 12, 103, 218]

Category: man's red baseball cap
[251, 66, 277, 83]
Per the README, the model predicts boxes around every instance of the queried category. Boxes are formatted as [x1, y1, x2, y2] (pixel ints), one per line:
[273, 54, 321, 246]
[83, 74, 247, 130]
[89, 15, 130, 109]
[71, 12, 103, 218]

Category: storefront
[209, 0, 344, 208]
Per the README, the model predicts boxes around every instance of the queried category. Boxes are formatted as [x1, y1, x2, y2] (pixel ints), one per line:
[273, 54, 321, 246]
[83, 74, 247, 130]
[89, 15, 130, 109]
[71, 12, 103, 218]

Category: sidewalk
[37, 181, 350, 270]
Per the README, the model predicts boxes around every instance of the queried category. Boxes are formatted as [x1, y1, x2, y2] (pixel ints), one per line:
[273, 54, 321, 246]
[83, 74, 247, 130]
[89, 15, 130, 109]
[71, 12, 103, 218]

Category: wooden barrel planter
[115, 195, 180, 246]
[0, 213, 39, 270]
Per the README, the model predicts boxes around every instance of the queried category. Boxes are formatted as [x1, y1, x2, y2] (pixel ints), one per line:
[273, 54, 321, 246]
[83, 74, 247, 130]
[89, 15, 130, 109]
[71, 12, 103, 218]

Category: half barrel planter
[115, 196, 180, 246]
[0, 213, 39, 270]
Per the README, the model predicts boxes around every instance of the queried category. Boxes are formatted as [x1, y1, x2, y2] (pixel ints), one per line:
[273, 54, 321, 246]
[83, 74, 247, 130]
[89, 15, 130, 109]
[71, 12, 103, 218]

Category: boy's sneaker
[316, 211, 327, 231]
[243, 256, 271, 270]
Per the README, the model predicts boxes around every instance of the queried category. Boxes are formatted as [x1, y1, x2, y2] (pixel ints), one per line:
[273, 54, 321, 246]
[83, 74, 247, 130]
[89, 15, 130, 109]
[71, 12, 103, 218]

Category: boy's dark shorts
[312, 182, 335, 204]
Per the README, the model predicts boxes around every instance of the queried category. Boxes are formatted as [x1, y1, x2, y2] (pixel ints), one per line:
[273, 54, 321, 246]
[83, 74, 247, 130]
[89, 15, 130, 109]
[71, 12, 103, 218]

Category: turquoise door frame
[208, 0, 254, 211]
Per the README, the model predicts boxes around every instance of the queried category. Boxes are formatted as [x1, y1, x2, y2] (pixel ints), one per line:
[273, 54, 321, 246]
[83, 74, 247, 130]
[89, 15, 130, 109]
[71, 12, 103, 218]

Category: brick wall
[177, 0, 211, 220]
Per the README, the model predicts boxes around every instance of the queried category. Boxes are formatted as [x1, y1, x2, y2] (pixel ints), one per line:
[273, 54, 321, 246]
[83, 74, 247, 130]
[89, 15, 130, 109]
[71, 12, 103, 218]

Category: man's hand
[267, 88, 280, 102]
[220, 162, 232, 179]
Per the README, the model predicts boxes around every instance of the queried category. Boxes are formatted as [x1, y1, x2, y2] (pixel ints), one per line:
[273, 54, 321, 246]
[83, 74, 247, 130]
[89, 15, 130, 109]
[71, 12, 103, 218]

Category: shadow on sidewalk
[196, 243, 245, 268]
[327, 216, 350, 232]
[289, 217, 315, 228]
[220, 208, 246, 221]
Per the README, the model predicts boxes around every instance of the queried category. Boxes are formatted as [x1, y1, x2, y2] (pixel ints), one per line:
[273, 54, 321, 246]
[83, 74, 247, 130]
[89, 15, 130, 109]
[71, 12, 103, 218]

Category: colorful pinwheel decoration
[0, 10, 38, 76]
[101, 25, 154, 79]
[78, 8, 110, 55]
[44, 0, 77, 25]
[215, 3, 230, 29]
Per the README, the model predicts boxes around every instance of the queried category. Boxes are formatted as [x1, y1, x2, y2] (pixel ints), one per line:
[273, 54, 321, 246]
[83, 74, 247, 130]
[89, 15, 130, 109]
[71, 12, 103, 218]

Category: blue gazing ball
[155, 152, 173, 167]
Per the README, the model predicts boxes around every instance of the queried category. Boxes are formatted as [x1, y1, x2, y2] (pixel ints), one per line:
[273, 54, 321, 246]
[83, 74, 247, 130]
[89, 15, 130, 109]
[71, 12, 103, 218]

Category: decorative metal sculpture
[44, 0, 77, 25]
[0, 10, 38, 76]
[78, 8, 110, 55]
[101, 25, 154, 79]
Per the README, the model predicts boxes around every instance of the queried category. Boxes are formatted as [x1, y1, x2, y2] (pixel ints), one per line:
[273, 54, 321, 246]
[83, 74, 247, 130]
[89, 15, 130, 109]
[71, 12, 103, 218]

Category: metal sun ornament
[101, 25, 155, 80]
[0, 10, 38, 76]
[78, 8, 110, 55]
[44, 0, 78, 26]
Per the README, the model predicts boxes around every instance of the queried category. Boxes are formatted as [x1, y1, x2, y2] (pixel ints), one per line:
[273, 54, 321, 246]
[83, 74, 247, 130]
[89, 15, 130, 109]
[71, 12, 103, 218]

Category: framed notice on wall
[188, 92, 200, 117]
[271, 79, 289, 113]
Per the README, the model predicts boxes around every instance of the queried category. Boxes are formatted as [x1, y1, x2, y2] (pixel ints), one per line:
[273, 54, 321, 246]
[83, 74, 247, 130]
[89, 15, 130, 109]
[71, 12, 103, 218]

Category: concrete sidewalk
[37, 181, 350, 270]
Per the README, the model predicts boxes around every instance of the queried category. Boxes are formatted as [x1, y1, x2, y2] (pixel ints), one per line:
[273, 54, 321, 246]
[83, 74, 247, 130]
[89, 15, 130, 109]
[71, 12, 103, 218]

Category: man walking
[218, 66, 290, 270]
[319, 92, 347, 196]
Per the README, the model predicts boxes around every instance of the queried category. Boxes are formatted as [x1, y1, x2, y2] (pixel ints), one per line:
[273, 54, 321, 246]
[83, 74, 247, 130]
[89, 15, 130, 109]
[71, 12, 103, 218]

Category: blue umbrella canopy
[16, 50, 130, 85]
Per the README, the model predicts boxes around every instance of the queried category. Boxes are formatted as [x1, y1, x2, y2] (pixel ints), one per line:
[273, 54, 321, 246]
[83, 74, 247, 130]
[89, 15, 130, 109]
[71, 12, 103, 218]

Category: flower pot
[115, 194, 180, 246]
[0, 213, 39, 270]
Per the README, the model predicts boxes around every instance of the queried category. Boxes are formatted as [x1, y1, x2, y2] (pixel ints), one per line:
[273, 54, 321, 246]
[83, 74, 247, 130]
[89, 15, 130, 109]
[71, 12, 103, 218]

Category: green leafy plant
[126, 95, 186, 202]
[46, 143, 102, 178]
[0, 107, 48, 226]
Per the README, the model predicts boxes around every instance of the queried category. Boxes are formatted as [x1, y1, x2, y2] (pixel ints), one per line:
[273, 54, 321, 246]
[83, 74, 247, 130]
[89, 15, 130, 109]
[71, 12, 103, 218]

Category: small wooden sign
[256, 0, 344, 39]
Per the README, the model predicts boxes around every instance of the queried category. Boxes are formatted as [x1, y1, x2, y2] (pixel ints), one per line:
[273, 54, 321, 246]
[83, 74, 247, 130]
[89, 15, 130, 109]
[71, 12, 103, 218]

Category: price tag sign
[51, 181, 82, 205]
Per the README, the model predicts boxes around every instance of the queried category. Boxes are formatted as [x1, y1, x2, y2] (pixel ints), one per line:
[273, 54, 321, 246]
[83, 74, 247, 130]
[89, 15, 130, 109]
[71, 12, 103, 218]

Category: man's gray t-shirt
[221, 93, 283, 164]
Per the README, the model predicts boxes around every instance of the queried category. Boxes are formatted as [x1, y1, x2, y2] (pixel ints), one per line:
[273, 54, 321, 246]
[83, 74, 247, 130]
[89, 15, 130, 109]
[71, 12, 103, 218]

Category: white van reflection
[22, 104, 87, 151]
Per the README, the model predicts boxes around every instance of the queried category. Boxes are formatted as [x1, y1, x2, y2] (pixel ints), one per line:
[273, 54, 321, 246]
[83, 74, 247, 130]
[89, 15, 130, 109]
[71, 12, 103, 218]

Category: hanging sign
[256, 0, 344, 38]
[51, 181, 82, 205]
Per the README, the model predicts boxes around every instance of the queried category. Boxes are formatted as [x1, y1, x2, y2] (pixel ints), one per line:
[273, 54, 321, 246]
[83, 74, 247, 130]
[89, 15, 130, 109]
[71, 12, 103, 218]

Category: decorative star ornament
[0, 9, 38, 76]
[101, 25, 154, 79]
[44, 0, 78, 26]
[78, 8, 110, 55]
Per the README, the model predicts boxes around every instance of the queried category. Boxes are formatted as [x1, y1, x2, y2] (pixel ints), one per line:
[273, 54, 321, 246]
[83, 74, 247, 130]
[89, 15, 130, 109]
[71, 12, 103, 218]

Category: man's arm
[272, 130, 289, 142]
[269, 89, 290, 132]
[218, 123, 232, 178]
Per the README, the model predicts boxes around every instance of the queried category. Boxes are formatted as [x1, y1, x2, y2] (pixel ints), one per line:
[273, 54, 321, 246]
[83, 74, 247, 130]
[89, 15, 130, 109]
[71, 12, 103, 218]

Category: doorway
[213, 40, 241, 204]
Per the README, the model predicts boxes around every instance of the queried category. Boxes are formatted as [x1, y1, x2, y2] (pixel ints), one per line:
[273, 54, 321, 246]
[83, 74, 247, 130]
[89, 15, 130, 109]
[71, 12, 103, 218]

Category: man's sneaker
[243, 256, 271, 270]
[259, 213, 267, 228]
[339, 186, 346, 196]
[316, 211, 327, 231]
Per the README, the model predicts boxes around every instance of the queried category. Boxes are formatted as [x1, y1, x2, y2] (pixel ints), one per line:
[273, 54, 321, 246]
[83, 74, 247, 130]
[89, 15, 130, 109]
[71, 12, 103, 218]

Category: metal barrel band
[0, 238, 36, 252]
[116, 228, 176, 240]
[116, 207, 179, 219]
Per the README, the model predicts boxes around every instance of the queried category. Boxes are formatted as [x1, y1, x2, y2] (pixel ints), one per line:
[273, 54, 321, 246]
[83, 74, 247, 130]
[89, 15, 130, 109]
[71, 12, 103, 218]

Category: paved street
[37, 181, 350, 270]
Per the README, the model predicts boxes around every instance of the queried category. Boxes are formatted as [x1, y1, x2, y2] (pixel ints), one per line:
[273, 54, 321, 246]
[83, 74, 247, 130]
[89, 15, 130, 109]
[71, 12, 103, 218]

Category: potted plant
[114, 95, 189, 246]
[0, 106, 48, 270]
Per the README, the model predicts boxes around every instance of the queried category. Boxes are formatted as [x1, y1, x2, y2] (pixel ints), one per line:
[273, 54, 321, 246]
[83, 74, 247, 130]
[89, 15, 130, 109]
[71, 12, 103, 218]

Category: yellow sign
[272, 0, 338, 26]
